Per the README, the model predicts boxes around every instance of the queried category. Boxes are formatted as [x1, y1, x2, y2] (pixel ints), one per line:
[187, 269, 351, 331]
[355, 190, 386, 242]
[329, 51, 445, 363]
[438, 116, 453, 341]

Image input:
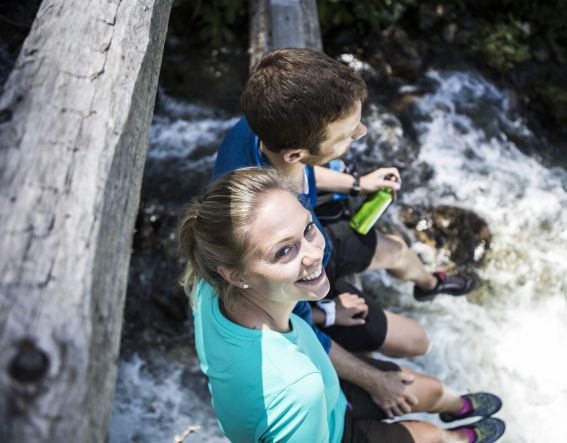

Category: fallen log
[249, 0, 322, 67]
[0, 0, 172, 441]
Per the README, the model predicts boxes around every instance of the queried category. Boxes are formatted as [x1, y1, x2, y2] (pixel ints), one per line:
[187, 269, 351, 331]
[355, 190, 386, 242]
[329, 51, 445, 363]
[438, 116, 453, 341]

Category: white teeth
[298, 265, 322, 282]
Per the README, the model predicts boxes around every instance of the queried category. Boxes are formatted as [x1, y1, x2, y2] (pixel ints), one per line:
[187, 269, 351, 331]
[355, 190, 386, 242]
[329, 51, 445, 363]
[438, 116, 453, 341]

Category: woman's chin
[304, 279, 330, 302]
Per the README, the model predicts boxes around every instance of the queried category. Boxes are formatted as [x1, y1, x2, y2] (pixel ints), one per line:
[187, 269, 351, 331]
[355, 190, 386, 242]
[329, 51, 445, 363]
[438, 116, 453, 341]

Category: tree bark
[0, 0, 172, 441]
[249, 0, 322, 68]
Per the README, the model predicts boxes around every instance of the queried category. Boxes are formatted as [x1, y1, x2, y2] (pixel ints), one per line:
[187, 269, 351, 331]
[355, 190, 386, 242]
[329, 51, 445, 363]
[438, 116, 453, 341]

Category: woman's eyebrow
[263, 213, 311, 253]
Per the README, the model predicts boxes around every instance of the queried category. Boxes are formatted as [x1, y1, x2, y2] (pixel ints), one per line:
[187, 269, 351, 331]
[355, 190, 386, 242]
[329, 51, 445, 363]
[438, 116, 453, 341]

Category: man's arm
[313, 165, 401, 194]
[328, 339, 418, 418]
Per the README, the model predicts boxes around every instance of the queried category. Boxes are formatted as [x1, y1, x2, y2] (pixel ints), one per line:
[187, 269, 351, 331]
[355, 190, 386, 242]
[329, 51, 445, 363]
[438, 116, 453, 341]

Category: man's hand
[328, 341, 419, 420]
[368, 371, 419, 418]
[334, 292, 368, 326]
[360, 167, 401, 194]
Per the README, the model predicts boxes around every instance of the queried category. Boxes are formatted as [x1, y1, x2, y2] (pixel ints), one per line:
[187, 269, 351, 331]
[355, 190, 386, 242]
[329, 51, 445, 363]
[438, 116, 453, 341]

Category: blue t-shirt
[212, 117, 332, 353]
[193, 280, 347, 443]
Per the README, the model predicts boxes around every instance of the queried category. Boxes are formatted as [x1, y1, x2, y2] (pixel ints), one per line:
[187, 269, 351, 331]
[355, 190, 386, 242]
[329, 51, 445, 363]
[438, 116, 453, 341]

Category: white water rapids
[110, 71, 567, 442]
[365, 70, 567, 443]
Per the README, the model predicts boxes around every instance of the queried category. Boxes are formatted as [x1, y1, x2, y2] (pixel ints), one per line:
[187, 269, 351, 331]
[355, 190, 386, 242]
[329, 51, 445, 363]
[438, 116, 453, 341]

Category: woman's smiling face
[242, 189, 330, 304]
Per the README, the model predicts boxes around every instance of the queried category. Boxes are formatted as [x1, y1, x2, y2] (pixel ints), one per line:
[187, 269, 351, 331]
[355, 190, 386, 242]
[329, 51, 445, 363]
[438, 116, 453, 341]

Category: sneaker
[440, 392, 503, 423]
[414, 271, 475, 302]
[450, 417, 506, 443]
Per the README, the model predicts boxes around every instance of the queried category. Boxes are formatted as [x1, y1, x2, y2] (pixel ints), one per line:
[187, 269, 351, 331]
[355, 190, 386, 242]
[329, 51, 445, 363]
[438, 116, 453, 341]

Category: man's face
[303, 100, 367, 165]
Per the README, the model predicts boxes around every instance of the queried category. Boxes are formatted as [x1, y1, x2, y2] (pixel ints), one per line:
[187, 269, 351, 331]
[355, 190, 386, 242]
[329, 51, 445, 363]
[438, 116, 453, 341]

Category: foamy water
[365, 70, 567, 442]
[109, 354, 227, 443]
[111, 73, 567, 442]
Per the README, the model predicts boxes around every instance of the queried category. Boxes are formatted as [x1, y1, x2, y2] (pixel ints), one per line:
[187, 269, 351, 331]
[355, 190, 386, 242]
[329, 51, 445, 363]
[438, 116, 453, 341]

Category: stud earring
[242, 283, 249, 289]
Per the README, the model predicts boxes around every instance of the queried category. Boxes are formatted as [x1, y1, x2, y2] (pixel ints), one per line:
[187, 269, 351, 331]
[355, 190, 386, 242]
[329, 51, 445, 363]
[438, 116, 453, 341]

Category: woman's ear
[217, 266, 246, 288]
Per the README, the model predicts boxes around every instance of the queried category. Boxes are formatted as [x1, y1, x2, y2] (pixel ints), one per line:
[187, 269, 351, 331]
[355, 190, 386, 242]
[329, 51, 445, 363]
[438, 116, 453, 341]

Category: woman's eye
[275, 246, 293, 259]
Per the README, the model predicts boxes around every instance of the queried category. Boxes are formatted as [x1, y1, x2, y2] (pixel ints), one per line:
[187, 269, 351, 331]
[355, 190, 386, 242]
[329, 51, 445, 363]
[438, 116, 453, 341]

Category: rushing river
[109, 68, 567, 443]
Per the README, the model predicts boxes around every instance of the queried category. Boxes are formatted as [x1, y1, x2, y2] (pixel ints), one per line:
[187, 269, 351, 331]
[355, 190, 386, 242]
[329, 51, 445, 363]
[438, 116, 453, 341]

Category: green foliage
[318, 0, 417, 37]
[172, 0, 247, 47]
[471, 20, 532, 71]
[537, 86, 567, 125]
[444, 0, 567, 64]
[170, 0, 567, 67]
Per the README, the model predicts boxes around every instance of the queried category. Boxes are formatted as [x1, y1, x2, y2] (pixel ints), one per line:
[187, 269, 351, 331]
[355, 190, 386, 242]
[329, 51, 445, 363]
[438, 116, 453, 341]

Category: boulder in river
[400, 205, 491, 270]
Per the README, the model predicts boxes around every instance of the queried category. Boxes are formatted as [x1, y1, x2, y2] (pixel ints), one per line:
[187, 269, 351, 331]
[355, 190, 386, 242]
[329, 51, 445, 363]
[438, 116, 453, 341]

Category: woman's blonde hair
[178, 167, 292, 308]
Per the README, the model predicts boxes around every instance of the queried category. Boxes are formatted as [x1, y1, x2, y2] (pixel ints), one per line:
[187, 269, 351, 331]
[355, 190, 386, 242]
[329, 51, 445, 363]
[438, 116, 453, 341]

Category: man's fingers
[399, 399, 413, 414]
[382, 167, 401, 182]
[381, 179, 401, 191]
[391, 404, 404, 417]
[405, 394, 419, 407]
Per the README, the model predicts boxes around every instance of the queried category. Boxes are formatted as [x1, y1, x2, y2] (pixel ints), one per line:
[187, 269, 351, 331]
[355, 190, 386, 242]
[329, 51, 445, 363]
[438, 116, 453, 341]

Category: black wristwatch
[350, 174, 361, 196]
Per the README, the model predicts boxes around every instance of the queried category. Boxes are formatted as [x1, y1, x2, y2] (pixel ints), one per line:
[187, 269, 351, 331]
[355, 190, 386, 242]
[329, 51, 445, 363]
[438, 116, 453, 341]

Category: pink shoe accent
[458, 428, 476, 443]
[455, 396, 473, 416]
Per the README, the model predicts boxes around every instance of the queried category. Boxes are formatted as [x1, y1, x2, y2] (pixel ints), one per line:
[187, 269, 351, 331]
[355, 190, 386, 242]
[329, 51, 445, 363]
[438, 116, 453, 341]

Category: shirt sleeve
[292, 301, 332, 354]
[257, 373, 329, 443]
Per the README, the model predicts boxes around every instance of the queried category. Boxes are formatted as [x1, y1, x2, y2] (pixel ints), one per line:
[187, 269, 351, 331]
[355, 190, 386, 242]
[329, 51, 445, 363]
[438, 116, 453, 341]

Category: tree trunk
[0, 0, 172, 441]
[249, 0, 322, 68]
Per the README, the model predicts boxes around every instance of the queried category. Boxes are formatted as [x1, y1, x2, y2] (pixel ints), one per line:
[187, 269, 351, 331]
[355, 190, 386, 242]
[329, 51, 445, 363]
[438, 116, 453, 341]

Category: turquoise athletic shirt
[194, 280, 347, 443]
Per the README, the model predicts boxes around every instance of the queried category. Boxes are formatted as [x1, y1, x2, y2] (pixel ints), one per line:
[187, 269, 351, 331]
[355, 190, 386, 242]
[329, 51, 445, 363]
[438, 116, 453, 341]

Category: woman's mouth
[296, 265, 325, 285]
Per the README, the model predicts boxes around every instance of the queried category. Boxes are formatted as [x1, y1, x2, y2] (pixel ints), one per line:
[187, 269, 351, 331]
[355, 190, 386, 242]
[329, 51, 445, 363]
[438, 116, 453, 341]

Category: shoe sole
[414, 277, 477, 302]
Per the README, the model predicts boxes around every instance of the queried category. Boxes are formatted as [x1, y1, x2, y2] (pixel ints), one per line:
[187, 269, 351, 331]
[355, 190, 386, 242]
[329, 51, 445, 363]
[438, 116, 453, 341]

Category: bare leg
[368, 233, 437, 290]
[379, 311, 431, 358]
[397, 370, 470, 443]
[400, 366, 464, 414]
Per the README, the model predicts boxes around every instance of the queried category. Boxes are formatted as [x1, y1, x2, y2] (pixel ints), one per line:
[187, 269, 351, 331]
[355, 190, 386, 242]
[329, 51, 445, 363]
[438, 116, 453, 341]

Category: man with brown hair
[212, 48, 475, 417]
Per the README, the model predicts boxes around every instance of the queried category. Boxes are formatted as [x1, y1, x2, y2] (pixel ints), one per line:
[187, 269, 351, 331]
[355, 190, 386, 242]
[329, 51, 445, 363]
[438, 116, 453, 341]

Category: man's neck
[260, 143, 305, 193]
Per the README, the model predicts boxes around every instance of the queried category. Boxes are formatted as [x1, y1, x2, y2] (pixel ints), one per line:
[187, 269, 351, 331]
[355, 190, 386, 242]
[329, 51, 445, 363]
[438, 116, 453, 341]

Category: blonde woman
[179, 167, 505, 443]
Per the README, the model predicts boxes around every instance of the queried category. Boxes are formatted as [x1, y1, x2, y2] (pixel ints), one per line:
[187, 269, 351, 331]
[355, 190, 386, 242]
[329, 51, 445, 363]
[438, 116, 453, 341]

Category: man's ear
[217, 266, 244, 287]
[281, 148, 308, 164]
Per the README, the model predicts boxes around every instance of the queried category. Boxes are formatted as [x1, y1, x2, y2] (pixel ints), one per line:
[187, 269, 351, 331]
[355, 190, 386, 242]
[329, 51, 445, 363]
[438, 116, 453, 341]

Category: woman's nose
[302, 237, 324, 267]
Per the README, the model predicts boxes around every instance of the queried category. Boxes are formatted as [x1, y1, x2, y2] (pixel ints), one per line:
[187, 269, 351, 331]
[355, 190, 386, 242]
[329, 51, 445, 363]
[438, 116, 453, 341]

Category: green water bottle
[349, 188, 393, 235]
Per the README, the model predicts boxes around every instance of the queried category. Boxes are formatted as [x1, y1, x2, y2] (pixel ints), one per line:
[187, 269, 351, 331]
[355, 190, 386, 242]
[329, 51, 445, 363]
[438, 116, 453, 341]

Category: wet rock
[332, 27, 358, 47]
[531, 40, 551, 63]
[121, 201, 191, 355]
[418, 3, 442, 32]
[379, 26, 423, 80]
[400, 162, 435, 192]
[0, 0, 41, 29]
[454, 17, 477, 47]
[400, 205, 491, 269]
[536, 86, 567, 126]
[443, 23, 458, 44]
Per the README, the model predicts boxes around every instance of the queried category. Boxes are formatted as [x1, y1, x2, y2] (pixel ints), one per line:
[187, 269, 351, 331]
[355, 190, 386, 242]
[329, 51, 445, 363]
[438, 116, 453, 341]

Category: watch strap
[316, 300, 336, 327]
[350, 174, 361, 196]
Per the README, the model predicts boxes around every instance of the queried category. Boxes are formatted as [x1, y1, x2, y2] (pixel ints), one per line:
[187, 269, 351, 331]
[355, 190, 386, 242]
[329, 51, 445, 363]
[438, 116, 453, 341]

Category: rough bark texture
[0, 0, 172, 441]
[249, 0, 322, 68]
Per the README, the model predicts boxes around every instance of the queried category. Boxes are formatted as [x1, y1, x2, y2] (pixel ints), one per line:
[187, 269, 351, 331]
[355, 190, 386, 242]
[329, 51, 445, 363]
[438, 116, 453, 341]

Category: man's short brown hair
[241, 48, 368, 154]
